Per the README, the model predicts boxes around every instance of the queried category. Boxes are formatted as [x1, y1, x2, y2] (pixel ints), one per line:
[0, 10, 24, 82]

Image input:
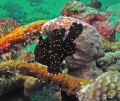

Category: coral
[41, 16, 104, 80]
[116, 22, 120, 32]
[77, 70, 120, 101]
[0, 72, 47, 97]
[0, 16, 119, 100]
[24, 51, 35, 62]
[100, 9, 111, 20]
[24, 77, 47, 97]
[60, 1, 116, 42]
[82, 14, 108, 23]
[92, 21, 115, 42]
[0, 18, 20, 39]
[0, 62, 92, 96]
[34, 23, 83, 74]
[97, 50, 120, 67]
[85, 0, 102, 9]
[60, 1, 98, 19]
[0, 47, 29, 62]
[81, 14, 115, 42]
[0, 62, 120, 101]
[107, 63, 120, 72]
[60, 1, 108, 23]
[60, 1, 83, 16]
[101, 41, 120, 51]
[0, 20, 47, 56]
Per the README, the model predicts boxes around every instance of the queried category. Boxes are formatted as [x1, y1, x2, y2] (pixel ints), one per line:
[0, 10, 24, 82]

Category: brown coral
[78, 70, 120, 101]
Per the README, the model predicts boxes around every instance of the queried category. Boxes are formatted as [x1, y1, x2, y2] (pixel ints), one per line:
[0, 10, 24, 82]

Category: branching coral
[0, 18, 20, 39]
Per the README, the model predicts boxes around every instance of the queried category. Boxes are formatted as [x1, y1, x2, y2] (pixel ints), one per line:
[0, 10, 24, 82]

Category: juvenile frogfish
[34, 23, 83, 74]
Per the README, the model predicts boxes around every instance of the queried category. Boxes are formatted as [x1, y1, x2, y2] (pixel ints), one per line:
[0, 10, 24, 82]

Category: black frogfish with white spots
[34, 23, 83, 74]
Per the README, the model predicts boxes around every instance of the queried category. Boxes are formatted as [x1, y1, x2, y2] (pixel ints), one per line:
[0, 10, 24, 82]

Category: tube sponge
[24, 77, 39, 97]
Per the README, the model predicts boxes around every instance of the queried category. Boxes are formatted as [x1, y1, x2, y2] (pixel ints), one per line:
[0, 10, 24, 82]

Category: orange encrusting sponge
[0, 62, 93, 95]
[0, 20, 47, 55]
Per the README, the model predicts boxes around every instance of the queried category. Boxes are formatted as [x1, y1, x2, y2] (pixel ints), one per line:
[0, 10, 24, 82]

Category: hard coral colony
[0, 0, 120, 101]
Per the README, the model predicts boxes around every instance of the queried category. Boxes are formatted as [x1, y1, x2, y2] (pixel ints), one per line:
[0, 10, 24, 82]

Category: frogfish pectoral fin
[47, 64, 62, 74]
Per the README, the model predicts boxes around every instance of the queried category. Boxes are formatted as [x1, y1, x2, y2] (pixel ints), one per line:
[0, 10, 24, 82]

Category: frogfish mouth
[34, 23, 83, 74]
